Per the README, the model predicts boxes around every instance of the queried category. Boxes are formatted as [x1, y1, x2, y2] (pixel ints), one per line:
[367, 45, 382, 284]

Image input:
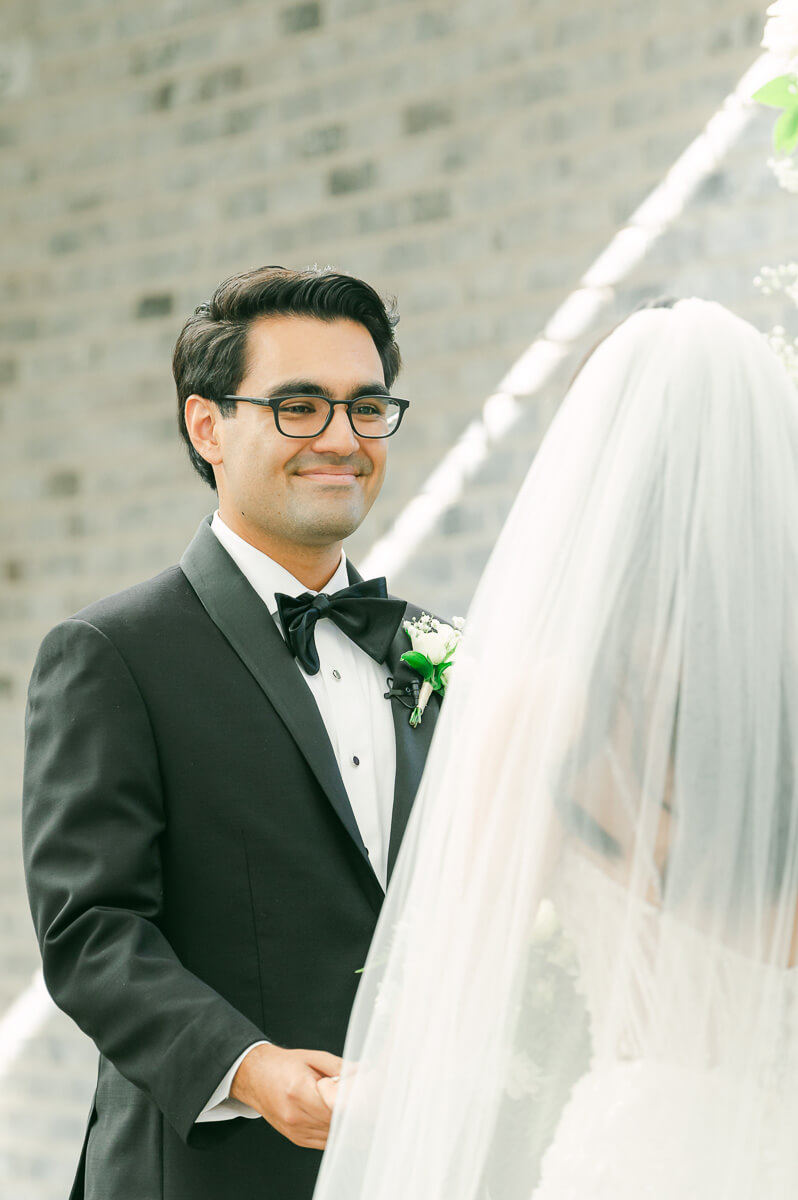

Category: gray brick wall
[2, 0, 794, 1193]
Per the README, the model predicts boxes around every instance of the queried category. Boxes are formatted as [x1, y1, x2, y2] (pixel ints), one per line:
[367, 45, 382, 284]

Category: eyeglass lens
[275, 396, 401, 438]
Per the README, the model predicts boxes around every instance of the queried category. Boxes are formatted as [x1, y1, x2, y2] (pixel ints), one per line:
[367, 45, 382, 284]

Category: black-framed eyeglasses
[219, 393, 410, 439]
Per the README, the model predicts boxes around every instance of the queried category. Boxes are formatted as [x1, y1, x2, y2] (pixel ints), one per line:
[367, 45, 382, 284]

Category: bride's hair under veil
[312, 299, 798, 1200]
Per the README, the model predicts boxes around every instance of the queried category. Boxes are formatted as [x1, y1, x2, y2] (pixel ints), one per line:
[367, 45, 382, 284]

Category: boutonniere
[401, 613, 464, 727]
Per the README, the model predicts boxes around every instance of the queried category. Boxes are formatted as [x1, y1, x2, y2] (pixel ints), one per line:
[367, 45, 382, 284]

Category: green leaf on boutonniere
[431, 660, 453, 690]
[400, 650, 435, 680]
[753, 75, 798, 108]
[774, 105, 798, 154]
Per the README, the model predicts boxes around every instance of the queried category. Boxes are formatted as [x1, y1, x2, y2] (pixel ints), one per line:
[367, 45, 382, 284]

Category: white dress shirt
[196, 512, 398, 1122]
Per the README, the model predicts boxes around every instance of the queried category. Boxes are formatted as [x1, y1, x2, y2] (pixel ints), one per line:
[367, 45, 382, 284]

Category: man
[22, 265, 442, 1200]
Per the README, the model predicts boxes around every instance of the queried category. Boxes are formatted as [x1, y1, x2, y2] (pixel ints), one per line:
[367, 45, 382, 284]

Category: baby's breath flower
[766, 325, 798, 385]
[769, 154, 798, 192]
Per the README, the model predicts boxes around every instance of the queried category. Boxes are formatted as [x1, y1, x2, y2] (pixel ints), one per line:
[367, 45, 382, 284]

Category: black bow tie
[275, 578, 406, 676]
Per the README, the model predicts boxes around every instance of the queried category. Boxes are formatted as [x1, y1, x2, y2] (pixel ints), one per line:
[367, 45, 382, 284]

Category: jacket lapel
[383, 611, 441, 881]
[347, 557, 442, 885]
[180, 519, 382, 902]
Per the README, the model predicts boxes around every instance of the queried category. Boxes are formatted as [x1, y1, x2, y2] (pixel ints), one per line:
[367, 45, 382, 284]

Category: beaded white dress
[531, 850, 798, 1200]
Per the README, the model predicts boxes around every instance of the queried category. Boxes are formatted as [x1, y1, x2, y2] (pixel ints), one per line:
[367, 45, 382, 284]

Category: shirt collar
[210, 511, 350, 617]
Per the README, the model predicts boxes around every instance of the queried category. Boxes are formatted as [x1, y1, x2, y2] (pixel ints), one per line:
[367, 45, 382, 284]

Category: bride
[312, 298, 798, 1199]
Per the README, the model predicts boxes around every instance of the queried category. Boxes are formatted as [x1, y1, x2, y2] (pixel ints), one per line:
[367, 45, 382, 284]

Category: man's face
[212, 315, 390, 548]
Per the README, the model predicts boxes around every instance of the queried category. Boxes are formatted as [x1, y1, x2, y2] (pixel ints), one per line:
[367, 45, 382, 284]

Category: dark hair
[568, 295, 680, 389]
[173, 264, 402, 489]
[632, 295, 678, 312]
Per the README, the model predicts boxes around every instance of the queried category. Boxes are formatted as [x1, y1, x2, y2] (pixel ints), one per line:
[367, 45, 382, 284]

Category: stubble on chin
[282, 457, 382, 544]
[285, 498, 366, 545]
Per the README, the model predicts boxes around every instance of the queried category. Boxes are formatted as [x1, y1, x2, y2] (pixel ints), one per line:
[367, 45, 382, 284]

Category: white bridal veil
[314, 299, 798, 1200]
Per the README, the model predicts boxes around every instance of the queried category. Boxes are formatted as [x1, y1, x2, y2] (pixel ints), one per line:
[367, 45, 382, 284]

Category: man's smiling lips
[293, 466, 361, 485]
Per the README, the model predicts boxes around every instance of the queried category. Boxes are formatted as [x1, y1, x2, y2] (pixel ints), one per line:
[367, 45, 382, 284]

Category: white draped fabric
[312, 299, 798, 1200]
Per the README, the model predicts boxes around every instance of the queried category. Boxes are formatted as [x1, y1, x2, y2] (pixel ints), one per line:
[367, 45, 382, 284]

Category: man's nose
[310, 403, 360, 455]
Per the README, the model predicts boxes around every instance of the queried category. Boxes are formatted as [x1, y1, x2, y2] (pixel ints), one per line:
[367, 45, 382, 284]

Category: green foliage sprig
[754, 74, 798, 154]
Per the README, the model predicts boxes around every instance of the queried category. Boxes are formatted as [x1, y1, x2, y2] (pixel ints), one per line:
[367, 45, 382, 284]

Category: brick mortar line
[5, 28, 637, 129]
[7, 1, 742, 84]
[1, 87, 759, 244]
[0, 95, 747, 236]
[0, 109, 653, 214]
[0, 128, 762, 274]
[0, 144, 758, 281]
[7, 0, 441, 57]
[0, 244, 594, 319]
[0, 200, 777, 335]
[6, 0, 393, 60]
[0, 39, 751, 184]
[0, 88, 607, 202]
[18, 19, 549, 96]
[0, 133, 759, 283]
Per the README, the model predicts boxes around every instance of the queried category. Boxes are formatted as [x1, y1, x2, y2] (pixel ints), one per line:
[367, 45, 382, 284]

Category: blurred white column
[362, 51, 777, 580]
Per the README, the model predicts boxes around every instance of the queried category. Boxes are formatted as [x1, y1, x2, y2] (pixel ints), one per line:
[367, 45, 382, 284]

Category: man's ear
[184, 395, 224, 471]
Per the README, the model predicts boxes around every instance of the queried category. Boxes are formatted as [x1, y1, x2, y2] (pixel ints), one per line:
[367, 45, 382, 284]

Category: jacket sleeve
[22, 617, 266, 1145]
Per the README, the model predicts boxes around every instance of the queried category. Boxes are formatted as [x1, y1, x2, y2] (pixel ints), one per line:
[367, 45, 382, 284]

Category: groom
[22, 265, 442, 1200]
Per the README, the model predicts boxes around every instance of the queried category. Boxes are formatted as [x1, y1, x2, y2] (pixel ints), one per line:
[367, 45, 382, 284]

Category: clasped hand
[231, 1043, 342, 1149]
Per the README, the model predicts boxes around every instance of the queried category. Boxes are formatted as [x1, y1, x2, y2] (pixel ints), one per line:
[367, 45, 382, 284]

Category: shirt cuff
[194, 1041, 269, 1123]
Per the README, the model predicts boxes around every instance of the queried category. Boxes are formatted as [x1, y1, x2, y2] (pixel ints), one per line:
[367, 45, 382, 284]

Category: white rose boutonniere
[401, 613, 464, 727]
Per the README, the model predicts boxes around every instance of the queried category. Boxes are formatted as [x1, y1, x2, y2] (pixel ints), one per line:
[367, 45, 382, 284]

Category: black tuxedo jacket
[22, 517, 441, 1200]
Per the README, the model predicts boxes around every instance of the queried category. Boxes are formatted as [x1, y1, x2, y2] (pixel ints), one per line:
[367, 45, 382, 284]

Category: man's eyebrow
[261, 379, 391, 400]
